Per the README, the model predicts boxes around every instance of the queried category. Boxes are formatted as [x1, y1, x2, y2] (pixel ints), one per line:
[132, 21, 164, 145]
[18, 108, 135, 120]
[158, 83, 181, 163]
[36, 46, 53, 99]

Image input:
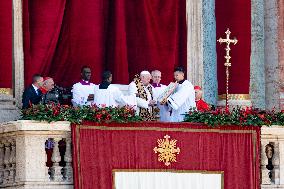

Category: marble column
[278, 0, 284, 110]
[250, 0, 266, 109]
[186, 0, 203, 87]
[202, 0, 218, 105]
[12, 0, 24, 107]
[264, 0, 281, 111]
[186, 0, 218, 105]
[0, 0, 23, 123]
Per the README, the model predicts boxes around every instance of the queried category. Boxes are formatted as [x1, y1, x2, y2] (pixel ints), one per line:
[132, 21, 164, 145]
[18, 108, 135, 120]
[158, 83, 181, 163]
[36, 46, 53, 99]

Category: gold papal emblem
[153, 135, 180, 166]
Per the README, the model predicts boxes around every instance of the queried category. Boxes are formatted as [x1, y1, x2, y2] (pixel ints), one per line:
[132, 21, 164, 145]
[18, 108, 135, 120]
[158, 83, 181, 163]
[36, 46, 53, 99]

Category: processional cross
[217, 28, 238, 110]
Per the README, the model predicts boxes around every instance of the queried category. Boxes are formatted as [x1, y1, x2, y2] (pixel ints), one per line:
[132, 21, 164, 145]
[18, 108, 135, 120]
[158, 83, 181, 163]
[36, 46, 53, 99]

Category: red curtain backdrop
[216, 0, 251, 94]
[23, 0, 67, 86]
[72, 123, 260, 189]
[23, 0, 187, 87]
[0, 1, 12, 88]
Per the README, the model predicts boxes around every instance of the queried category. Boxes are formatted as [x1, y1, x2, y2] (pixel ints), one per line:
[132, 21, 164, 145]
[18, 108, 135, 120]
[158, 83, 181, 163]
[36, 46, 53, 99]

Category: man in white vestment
[151, 70, 170, 121]
[128, 71, 156, 120]
[71, 66, 96, 106]
[94, 71, 136, 107]
[164, 67, 196, 122]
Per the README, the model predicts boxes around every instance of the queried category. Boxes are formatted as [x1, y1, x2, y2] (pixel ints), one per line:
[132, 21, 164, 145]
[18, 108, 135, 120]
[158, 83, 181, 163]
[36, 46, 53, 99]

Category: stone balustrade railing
[0, 121, 283, 188]
[261, 126, 284, 188]
[0, 120, 73, 189]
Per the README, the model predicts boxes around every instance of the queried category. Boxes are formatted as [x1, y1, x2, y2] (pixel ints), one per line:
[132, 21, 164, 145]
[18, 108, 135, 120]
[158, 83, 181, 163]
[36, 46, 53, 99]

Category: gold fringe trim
[0, 88, 12, 95]
[218, 94, 250, 100]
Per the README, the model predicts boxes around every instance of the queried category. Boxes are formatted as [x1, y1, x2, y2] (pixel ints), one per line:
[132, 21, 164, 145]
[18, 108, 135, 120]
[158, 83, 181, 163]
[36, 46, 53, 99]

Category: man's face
[195, 89, 202, 100]
[36, 77, 44, 87]
[44, 79, 55, 91]
[174, 71, 184, 82]
[140, 75, 151, 86]
[107, 74, 113, 83]
[152, 72, 161, 84]
[81, 68, 91, 81]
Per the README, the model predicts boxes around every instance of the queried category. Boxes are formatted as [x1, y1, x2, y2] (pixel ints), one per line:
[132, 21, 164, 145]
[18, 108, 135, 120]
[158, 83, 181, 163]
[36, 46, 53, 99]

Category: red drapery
[216, 0, 251, 94]
[23, 0, 187, 87]
[72, 122, 260, 189]
[0, 1, 12, 88]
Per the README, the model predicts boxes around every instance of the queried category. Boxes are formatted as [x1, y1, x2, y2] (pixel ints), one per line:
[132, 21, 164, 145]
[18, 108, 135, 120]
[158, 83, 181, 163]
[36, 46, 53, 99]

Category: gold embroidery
[153, 135, 180, 166]
[133, 75, 157, 121]
[218, 94, 250, 100]
[0, 88, 12, 95]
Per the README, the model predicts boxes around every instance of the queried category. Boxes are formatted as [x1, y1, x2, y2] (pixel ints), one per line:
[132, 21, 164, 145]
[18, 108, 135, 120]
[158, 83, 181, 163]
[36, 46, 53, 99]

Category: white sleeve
[167, 82, 194, 110]
[128, 82, 137, 95]
[71, 84, 83, 106]
[112, 87, 127, 105]
[128, 82, 148, 108]
[136, 98, 149, 109]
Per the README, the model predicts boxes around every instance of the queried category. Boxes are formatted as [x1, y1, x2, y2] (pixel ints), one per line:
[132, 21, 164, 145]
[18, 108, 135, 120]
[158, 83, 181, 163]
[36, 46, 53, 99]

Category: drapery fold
[23, 0, 187, 87]
[23, 0, 67, 86]
[0, 1, 12, 88]
[216, 0, 251, 94]
[72, 122, 260, 189]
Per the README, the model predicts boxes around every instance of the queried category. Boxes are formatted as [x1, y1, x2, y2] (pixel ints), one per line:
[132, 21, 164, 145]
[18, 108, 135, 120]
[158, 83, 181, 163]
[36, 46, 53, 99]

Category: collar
[32, 84, 39, 91]
[80, 80, 90, 85]
[152, 83, 161, 88]
[99, 81, 111, 89]
[178, 79, 185, 84]
[39, 87, 48, 94]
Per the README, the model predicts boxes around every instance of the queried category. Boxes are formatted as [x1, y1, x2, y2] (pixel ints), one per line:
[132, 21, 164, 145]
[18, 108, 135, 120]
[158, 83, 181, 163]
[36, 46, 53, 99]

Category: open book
[158, 82, 178, 104]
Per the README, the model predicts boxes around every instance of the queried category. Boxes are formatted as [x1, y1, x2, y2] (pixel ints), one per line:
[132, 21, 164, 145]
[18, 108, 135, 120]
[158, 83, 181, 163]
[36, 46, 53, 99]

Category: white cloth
[114, 171, 222, 189]
[128, 81, 153, 113]
[71, 82, 96, 106]
[94, 84, 136, 107]
[152, 84, 170, 122]
[167, 80, 196, 122]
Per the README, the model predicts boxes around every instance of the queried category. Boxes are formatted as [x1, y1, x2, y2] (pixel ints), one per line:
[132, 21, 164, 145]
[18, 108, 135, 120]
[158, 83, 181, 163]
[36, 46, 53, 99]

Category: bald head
[42, 78, 55, 92]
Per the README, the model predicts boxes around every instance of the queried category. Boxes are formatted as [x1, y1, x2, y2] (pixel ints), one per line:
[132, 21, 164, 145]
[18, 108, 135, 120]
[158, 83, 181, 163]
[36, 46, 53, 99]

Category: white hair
[140, 70, 151, 76]
[151, 70, 161, 75]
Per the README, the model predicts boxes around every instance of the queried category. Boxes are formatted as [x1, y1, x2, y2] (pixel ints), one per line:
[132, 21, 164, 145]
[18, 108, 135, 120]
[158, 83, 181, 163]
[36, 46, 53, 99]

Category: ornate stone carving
[51, 138, 63, 182]
[63, 138, 73, 182]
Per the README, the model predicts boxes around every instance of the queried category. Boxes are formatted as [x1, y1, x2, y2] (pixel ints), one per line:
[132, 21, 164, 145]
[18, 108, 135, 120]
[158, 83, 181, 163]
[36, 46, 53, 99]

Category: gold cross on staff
[217, 28, 238, 110]
[217, 28, 238, 67]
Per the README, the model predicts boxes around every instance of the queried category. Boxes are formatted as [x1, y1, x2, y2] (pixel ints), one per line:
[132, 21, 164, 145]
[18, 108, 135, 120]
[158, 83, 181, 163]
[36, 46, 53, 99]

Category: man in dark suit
[22, 74, 44, 109]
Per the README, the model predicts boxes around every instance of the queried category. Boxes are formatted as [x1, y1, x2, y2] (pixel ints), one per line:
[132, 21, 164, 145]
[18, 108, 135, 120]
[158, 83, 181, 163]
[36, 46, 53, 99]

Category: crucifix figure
[217, 28, 238, 110]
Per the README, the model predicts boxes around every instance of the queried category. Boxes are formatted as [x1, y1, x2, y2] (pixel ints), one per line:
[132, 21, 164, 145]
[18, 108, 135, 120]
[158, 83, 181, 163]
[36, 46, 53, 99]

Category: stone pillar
[12, 0, 24, 107]
[0, 94, 20, 123]
[16, 135, 47, 182]
[250, 0, 266, 109]
[186, 0, 217, 105]
[261, 126, 284, 188]
[278, 0, 284, 110]
[186, 0, 203, 87]
[264, 0, 281, 111]
[0, 0, 23, 123]
[202, 0, 218, 105]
